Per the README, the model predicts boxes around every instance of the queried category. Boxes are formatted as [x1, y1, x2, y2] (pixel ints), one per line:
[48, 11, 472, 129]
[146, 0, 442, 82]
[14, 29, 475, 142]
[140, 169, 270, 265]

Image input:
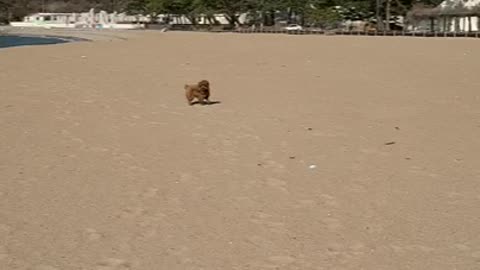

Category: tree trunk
[468, 16, 471, 32]
[226, 14, 238, 27]
[287, 8, 293, 24]
[188, 14, 197, 25]
[110, 0, 116, 12]
[270, 10, 275, 26]
[150, 13, 157, 24]
[207, 14, 219, 25]
[385, 0, 391, 31]
[376, 0, 384, 31]
[442, 16, 446, 32]
[261, 11, 268, 26]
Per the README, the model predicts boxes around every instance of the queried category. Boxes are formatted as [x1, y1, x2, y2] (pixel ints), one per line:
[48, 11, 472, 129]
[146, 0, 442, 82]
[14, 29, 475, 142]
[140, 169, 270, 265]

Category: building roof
[409, 0, 480, 19]
[440, 0, 480, 9]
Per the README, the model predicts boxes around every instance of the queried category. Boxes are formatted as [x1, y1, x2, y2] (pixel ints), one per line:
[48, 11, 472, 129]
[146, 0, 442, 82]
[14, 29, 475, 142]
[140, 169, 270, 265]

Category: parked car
[284, 24, 303, 31]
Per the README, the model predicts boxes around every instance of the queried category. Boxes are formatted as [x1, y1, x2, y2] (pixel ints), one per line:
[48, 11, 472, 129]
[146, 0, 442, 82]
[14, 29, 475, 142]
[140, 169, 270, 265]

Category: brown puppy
[184, 80, 211, 105]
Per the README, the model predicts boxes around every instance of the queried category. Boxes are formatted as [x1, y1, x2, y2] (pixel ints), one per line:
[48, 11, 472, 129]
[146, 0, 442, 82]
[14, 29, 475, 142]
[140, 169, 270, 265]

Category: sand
[1, 31, 480, 270]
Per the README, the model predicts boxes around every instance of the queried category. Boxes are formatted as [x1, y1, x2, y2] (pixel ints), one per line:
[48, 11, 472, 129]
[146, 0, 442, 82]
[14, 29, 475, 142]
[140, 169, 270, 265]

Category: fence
[166, 26, 480, 38]
[152, 25, 480, 38]
[233, 28, 480, 38]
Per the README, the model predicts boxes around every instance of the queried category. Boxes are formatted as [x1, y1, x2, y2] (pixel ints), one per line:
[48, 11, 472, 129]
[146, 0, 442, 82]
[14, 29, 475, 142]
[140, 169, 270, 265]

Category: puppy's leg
[185, 91, 194, 105]
[202, 93, 211, 104]
[198, 94, 209, 105]
[186, 95, 193, 105]
[204, 92, 211, 104]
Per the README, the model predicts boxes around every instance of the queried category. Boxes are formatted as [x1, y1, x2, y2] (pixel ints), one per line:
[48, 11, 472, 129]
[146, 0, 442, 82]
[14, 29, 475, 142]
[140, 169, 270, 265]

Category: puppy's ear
[184, 84, 189, 90]
[199, 80, 209, 88]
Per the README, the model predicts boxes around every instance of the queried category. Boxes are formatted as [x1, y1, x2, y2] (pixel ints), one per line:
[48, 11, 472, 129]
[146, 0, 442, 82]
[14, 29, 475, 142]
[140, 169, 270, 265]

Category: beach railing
[185, 27, 480, 39]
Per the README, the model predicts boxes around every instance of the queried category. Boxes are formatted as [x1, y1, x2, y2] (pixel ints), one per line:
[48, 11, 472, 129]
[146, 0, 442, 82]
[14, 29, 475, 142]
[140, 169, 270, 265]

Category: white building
[441, 0, 480, 31]
[10, 8, 248, 29]
[411, 0, 480, 32]
[10, 9, 146, 29]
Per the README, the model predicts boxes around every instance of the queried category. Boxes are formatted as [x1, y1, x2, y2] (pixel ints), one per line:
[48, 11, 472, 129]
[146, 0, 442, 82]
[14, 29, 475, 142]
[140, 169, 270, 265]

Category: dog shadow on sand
[191, 101, 221, 106]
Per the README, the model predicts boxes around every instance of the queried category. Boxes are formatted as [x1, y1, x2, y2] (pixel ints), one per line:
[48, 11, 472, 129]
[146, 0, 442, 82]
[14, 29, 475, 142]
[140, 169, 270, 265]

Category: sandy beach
[1, 31, 480, 269]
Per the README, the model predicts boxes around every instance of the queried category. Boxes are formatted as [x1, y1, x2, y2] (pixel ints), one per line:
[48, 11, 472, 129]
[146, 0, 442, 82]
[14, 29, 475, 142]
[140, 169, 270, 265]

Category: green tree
[0, 0, 451, 25]
[207, 0, 249, 27]
[305, 5, 341, 28]
[126, 0, 166, 22]
[245, 0, 282, 26]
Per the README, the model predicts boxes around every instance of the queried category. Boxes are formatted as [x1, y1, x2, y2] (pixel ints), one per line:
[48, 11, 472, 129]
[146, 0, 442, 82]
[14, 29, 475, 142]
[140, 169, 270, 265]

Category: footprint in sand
[266, 177, 289, 193]
[408, 245, 435, 253]
[268, 255, 296, 266]
[390, 245, 405, 254]
[453, 243, 470, 251]
[0, 245, 8, 261]
[391, 244, 435, 254]
[318, 194, 340, 208]
[250, 211, 273, 222]
[84, 228, 103, 241]
[222, 138, 235, 146]
[116, 207, 147, 219]
[347, 183, 368, 193]
[245, 235, 273, 249]
[322, 217, 343, 231]
[178, 172, 195, 183]
[364, 221, 385, 235]
[250, 212, 287, 234]
[446, 191, 463, 205]
[136, 210, 165, 228]
[471, 251, 480, 259]
[294, 199, 316, 209]
[326, 242, 344, 256]
[0, 223, 11, 235]
[348, 242, 367, 257]
[34, 265, 59, 270]
[140, 187, 158, 199]
[71, 137, 84, 143]
[259, 160, 286, 174]
[127, 165, 148, 173]
[96, 258, 131, 270]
